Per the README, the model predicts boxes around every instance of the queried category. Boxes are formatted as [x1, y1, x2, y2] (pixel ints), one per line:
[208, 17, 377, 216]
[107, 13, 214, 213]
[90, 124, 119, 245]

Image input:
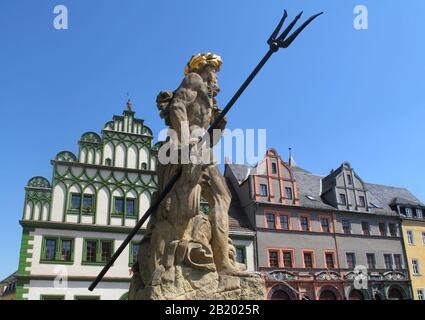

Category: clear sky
[0, 0, 424, 279]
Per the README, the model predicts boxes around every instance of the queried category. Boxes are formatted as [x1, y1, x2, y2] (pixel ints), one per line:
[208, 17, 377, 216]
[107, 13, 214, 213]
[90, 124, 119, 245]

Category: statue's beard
[207, 82, 220, 99]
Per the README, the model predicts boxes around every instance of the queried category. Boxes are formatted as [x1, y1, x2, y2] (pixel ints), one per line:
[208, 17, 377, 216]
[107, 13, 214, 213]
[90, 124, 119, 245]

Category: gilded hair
[184, 52, 223, 75]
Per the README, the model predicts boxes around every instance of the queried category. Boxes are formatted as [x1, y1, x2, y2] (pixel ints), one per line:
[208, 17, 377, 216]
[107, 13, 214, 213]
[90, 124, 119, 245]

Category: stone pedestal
[129, 265, 265, 300]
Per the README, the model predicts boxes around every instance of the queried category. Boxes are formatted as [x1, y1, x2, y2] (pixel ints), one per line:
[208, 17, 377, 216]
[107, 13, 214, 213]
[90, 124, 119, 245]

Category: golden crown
[184, 52, 223, 75]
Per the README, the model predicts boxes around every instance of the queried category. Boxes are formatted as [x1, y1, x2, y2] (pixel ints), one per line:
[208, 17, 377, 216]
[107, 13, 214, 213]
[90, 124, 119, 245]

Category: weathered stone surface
[129, 53, 265, 300]
[130, 265, 265, 300]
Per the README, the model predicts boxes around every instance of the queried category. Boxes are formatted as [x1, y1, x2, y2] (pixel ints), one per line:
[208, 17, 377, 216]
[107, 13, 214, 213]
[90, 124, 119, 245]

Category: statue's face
[199, 65, 220, 98]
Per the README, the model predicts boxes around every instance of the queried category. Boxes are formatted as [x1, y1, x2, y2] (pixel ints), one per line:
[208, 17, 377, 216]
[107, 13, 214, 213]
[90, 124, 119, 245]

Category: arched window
[348, 289, 364, 300]
[388, 287, 404, 300]
[319, 289, 337, 300]
[270, 290, 291, 300]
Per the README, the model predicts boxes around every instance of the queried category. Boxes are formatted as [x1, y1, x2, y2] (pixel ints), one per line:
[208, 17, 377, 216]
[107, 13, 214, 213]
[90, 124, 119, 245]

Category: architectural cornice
[51, 160, 156, 175]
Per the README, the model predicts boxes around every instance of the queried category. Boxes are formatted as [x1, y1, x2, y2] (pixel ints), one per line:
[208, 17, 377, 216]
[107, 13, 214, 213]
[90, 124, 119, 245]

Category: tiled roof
[227, 163, 423, 216]
[226, 177, 255, 233]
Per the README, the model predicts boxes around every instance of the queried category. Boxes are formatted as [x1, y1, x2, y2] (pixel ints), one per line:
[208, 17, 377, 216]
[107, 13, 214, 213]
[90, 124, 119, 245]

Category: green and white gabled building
[15, 102, 257, 300]
[16, 103, 159, 300]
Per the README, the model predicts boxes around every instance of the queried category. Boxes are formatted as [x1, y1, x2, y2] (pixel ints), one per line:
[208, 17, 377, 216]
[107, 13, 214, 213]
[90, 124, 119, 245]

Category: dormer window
[370, 202, 383, 209]
[406, 208, 413, 218]
[417, 209, 423, 219]
[347, 174, 352, 185]
[339, 194, 347, 206]
[285, 187, 293, 200]
[359, 196, 366, 207]
[306, 195, 317, 201]
[260, 184, 268, 197]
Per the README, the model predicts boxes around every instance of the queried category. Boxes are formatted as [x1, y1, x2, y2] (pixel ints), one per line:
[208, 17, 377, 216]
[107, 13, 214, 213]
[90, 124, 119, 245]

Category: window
[300, 216, 310, 231]
[359, 196, 366, 207]
[41, 295, 65, 300]
[366, 253, 376, 269]
[259, 184, 268, 196]
[320, 218, 330, 233]
[417, 289, 424, 300]
[417, 209, 423, 219]
[269, 251, 279, 268]
[83, 194, 94, 212]
[339, 194, 347, 205]
[346, 253, 356, 269]
[325, 252, 335, 269]
[285, 187, 293, 200]
[342, 219, 351, 234]
[384, 254, 393, 269]
[394, 254, 402, 269]
[74, 296, 100, 300]
[61, 240, 72, 261]
[41, 237, 73, 263]
[407, 230, 415, 245]
[347, 174, 352, 185]
[279, 215, 289, 230]
[235, 246, 246, 264]
[44, 239, 56, 261]
[266, 213, 276, 229]
[379, 222, 386, 236]
[126, 198, 136, 217]
[361, 221, 370, 235]
[105, 158, 112, 166]
[101, 241, 113, 262]
[71, 194, 81, 210]
[271, 163, 277, 174]
[405, 208, 413, 217]
[85, 240, 97, 263]
[282, 251, 293, 268]
[388, 223, 397, 237]
[141, 162, 147, 170]
[303, 252, 314, 268]
[130, 242, 140, 265]
[83, 239, 114, 265]
[114, 197, 124, 214]
[370, 202, 383, 209]
[412, 259, 420, 275]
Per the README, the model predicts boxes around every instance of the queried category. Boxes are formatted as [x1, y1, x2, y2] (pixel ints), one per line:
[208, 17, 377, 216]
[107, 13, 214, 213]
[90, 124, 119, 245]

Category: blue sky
[0, 0, 424, 279]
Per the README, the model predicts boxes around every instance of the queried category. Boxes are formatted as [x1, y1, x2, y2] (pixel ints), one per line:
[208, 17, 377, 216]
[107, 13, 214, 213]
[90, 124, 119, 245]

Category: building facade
[16, 103, 158, 300]
[394, 198, 425, 300]
[15, 102, 255, 300]
[225, 148, 413, 300]
[0, 272, 17, 300]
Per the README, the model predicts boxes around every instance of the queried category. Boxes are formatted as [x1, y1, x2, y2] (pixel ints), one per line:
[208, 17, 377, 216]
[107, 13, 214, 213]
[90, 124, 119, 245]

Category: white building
[16, 102, 255, 300]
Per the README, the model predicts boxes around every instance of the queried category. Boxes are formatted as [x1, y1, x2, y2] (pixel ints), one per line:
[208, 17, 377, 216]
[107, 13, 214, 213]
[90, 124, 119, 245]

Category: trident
[89, 10, 323, 291]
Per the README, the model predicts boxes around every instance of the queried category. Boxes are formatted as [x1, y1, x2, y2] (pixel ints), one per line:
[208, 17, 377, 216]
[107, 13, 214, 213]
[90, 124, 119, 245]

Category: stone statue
[129, 53, 265, 300]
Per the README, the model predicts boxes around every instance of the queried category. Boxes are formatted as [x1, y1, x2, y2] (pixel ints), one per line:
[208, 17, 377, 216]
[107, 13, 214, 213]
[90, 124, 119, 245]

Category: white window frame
[417, 208, 423, 219]
[259, 184, 268, 197]
[406, 208, 413, 218]
[417, 289, 424, 300]
[412, 259, 420, 275]
[407, 230, 415, 245]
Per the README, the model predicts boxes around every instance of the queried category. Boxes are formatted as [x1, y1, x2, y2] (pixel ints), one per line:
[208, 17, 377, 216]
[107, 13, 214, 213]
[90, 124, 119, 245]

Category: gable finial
[126, 92, 133, 111]
[288, 147, 297, 167]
